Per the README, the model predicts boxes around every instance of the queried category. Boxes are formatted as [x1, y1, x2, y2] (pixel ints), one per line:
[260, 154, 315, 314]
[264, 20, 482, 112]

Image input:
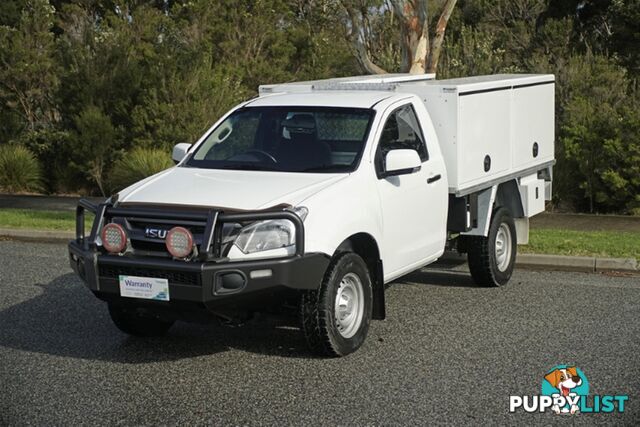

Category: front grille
[107, 209, 243, 259]
[127, 220, 206, 235]
[119, 219, 206, 257]
[98, 264, 200, 286]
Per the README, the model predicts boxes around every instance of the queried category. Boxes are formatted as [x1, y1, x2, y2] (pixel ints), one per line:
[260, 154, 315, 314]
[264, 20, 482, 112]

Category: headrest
[282, 114, 316, 134]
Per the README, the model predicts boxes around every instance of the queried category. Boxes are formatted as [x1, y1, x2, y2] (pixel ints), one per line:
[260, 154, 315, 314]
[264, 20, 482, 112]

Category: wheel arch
[335, 233, 385, 320]
[460, 179, 525, 239]
[495, 180, 525, 218]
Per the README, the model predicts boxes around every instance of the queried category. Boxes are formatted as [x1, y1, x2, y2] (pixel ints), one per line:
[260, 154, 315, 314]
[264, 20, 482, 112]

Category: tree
[0, 0, 59, 133]
[609, 0, 640, 74]
[1, 0, 638, 212]
[0, 0, 28, 27]
[71, 105, 119, 196]
[340, 0, 457, 74]
[555, 53, 640, 213]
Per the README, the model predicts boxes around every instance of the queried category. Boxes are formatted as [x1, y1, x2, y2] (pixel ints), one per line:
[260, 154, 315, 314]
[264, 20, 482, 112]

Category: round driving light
[166, 226, 194, 258]
[101, 223, 127, 253]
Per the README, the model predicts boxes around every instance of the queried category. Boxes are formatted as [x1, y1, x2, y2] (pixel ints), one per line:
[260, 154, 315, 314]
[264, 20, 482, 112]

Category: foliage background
[0, 0, 638, 214]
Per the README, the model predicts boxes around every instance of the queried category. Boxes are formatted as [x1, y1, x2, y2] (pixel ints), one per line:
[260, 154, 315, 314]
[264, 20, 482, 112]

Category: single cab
[69, 73, 555, 356]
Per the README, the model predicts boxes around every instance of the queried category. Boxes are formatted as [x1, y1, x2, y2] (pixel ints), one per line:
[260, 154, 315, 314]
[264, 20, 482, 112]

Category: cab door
[374, 101, 448, 280]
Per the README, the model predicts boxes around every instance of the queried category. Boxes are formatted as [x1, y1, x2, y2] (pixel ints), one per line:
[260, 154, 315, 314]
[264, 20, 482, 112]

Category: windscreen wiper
[301, 165, 350, 173]
[217, 164, 280, 171]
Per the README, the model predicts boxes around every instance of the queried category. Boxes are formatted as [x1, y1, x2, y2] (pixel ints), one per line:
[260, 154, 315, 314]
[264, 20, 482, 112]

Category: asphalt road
[1, 241, 638, 426]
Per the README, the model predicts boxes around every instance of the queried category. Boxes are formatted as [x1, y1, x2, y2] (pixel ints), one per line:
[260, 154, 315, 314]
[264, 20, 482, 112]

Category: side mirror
[172, 143, 192, 164]
[384, 149, 422, 177]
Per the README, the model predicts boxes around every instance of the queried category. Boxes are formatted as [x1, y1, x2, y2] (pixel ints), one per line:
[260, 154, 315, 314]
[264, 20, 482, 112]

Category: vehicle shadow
[0, 273, 313, 364]
[392, 251, 478, 288]
[396, 268, 478, 288]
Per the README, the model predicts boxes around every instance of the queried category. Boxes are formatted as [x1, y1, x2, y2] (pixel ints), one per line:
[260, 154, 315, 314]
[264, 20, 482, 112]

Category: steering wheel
[243, 149, 278, 164]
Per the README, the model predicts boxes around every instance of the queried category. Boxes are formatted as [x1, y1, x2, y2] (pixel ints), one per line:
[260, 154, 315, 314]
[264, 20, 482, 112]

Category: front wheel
[108, 303, 175, 337]
[466, 207, 517, 287]
[300, 252, 373, 357]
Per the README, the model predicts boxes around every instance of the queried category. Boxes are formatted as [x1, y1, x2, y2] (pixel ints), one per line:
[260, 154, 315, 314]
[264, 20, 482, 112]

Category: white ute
[69, 73, 555, 356]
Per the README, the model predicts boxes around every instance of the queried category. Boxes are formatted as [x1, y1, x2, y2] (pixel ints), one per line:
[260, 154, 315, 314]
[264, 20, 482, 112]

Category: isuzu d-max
[69, 73, 555, 356]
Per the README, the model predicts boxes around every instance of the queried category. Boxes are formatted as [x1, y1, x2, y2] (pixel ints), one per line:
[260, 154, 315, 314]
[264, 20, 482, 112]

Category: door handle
[427, 174, 441, 184]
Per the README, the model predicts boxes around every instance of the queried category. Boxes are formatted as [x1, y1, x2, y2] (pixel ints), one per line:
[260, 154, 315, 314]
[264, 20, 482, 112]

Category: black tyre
[467, 207, 517, 287]
[108, 303, 175, 337]
[300, 252, 373, 357]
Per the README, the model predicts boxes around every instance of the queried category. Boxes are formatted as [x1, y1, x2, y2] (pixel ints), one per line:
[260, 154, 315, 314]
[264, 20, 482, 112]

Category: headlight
[166, 226, 194, 258]
[101, 222, 127, 253]
[233, 206, 307, 255]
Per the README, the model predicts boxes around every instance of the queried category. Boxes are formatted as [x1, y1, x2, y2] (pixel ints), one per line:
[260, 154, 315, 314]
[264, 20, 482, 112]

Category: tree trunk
[427, 0, 457, 73]
[341, 0, 388, 74]
[392, 0, 428, 74]
[341, 0, 458, 75]
[354, 39, 389, 74]
[394, 0, 458, 75]
[409, 32, 429, 74]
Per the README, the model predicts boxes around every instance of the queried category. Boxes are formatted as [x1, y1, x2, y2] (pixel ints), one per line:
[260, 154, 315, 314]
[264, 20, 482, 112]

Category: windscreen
[185, 106, 374, 173]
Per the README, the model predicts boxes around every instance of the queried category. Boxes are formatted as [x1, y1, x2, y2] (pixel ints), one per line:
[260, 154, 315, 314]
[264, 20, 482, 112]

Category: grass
[0, 209, 79, 231]
[0, 209, 638, 260]
[520, 228, 639, 260]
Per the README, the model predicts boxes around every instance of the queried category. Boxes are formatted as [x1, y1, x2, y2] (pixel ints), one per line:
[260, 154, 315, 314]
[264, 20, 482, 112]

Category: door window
[377, 104, 429, 173]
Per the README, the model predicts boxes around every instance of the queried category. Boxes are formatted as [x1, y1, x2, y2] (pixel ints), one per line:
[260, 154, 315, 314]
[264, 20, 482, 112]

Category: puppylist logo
[509, 365, 629, 415]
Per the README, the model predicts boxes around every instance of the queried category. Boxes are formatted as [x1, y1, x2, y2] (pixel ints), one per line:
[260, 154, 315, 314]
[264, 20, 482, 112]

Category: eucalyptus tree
[337, 0, 457, 74]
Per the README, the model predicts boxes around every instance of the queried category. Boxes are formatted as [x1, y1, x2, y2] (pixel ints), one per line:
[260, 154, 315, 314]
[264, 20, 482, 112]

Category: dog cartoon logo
[511, 365, 627, 414]
[541, 365, 589, 414]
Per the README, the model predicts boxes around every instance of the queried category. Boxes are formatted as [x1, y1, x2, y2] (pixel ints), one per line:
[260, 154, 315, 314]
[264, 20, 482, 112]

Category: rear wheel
[300, 252, 372, 357]
[467, 207, 517, 287]
[108, 303, 175, 337]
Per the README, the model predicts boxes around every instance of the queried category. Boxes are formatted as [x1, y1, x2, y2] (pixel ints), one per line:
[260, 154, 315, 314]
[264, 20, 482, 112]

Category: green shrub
[0, 145, 43, 193]
[109, 148, 173, 191]
[17, 129, 73, 194]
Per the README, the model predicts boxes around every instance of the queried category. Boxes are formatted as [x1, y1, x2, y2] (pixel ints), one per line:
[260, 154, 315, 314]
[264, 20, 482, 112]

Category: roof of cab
[246, 91, 401, 109]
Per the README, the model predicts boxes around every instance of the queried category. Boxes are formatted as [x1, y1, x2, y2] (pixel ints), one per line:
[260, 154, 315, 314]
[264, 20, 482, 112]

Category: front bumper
[69, 240, 329, 312]
[68, 199, 329, 314]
